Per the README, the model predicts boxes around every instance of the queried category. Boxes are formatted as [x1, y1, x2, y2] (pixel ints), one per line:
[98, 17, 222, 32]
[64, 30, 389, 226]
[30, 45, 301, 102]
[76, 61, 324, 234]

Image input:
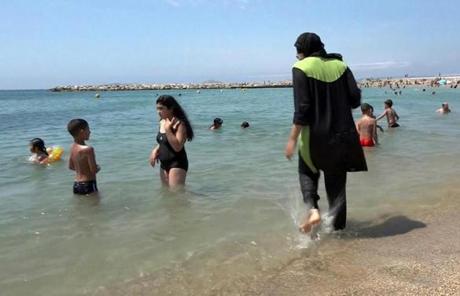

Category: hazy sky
[1, 0, 459, 89]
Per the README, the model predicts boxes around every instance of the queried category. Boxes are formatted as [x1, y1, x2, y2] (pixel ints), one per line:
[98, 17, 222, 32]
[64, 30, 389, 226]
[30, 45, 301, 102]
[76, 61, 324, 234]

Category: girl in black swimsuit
[149, 95, 194, 189]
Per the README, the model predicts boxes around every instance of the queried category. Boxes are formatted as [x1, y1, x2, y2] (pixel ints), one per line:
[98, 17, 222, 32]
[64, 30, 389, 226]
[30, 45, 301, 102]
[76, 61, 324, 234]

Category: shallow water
[0, 87, 459, 295]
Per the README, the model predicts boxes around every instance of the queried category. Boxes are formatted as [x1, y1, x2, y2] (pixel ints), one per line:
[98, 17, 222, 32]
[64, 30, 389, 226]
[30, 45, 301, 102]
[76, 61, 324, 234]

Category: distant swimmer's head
[384, 99, 393, 108]
[241, 121, 250, 128]
[294, 32, 324, 60]
[156, 95, 194, 141]
[67, 118, 90, 141]
[442, 102, 451, 112]
[210, 118, 223, 130]
[361, 103, 372, 115]
[30, 138, 48, 155]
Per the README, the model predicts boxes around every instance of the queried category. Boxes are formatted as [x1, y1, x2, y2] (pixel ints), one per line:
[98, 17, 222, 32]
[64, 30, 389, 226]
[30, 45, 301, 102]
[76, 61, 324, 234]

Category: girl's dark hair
[30, 138, 48, 156]
[384, 99, 393, 107]
[156, 95, 194, 141]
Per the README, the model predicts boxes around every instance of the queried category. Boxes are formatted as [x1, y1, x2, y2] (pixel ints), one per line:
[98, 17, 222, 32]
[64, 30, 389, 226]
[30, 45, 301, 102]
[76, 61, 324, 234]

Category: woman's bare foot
[299, 209, 321, 234]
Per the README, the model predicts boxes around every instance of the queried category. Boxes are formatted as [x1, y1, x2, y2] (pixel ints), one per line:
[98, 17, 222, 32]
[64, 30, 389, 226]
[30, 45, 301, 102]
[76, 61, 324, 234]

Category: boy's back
[356, 115, 377, 146]
[69, 143, 97, 182]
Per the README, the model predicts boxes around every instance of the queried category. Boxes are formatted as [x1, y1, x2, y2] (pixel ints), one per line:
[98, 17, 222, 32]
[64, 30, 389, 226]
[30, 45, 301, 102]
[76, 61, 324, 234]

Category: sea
[0, 87, 459, 295]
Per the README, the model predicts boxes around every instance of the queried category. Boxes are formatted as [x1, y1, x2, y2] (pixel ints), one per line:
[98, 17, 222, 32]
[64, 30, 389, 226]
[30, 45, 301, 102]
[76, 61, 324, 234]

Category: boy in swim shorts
[67, 119, 100, 195]
[376, 99, 400, 128]
[356, 103, 378, 147]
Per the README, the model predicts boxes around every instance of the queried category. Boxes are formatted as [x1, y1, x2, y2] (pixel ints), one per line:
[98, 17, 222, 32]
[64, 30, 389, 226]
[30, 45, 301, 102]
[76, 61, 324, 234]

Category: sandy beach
[94, 182, 460, 296]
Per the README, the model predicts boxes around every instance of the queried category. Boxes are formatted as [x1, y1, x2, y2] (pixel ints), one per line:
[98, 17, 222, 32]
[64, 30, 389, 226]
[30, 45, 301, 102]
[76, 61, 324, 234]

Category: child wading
[67, 119, 100, 195]
[376, 99, 400, 128]
[150, 95, 194, 190]
[356, 103, 378, 147]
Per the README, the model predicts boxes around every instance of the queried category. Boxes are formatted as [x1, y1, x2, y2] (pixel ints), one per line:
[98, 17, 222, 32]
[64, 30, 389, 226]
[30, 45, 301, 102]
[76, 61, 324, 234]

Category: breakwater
[360, 76, 460, 88]
[49, 76, 460, 92]
[49, 81, 292, 92]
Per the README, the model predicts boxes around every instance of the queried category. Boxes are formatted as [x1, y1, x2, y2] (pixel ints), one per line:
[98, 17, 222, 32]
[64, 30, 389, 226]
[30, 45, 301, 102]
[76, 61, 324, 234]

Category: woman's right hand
[149, 149, 159, 167]
[285, 138, 296, 160]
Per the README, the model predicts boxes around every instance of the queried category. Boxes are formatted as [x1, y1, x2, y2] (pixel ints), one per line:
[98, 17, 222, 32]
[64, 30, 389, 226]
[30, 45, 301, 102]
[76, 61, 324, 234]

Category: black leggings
[298, 155, 347, 230]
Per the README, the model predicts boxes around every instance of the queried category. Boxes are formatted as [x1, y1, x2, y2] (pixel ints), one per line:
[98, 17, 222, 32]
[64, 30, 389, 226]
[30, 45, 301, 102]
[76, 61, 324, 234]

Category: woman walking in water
[149, 95, 194, 189]
[285, 32, 367, 234]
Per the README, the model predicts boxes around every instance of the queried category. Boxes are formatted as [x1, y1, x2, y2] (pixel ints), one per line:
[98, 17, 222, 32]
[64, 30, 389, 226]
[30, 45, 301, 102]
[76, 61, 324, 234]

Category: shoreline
[96, 183, 460, 296]
[49, 76, 460, 92]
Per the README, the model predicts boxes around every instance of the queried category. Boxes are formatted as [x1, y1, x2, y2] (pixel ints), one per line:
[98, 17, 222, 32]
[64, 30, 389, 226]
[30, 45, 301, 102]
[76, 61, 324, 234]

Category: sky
[1, 0, 459, 89]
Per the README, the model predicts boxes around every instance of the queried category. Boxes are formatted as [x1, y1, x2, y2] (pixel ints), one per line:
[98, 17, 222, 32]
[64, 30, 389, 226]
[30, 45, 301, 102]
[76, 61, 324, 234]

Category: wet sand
[259, 201, 460, 296]
[96, 187, 460, 296]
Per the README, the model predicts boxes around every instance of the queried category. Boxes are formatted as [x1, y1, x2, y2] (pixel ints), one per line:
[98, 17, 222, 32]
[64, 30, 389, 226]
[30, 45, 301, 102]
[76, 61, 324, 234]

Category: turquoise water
[0, 88, 459, 295]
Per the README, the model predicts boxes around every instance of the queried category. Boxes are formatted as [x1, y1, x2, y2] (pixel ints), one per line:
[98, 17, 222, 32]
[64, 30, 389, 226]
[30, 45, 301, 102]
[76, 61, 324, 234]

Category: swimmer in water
[67, 119, 100, 196]
[369, 105, 384, 134]
[356, 103, 378, 147]
[376, 99, 400, 128]
[29, 138, 49, 164]
[436, 102, 451, 114]
[149, 95, 194, 189]
[209, 118, 223, 130]
[241, 121, 250, 128]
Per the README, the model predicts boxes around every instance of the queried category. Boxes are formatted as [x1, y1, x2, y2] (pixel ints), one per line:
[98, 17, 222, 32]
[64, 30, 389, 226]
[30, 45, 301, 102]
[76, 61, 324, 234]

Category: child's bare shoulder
[71, 144, 93, 154]
[80, 145, 94, 154]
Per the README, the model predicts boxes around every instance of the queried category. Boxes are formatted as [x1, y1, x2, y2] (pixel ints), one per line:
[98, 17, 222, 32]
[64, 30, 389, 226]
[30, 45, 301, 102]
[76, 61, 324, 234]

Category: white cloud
[247, 73, 290, 79]
[350, 61, 410, 70]
[165, 0, 180, 7]
[164, 0, 255, 9]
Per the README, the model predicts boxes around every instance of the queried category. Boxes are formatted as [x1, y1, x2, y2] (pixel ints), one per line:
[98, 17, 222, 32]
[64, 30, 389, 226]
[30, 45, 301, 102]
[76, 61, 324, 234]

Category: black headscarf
[294, 32, 342, 60]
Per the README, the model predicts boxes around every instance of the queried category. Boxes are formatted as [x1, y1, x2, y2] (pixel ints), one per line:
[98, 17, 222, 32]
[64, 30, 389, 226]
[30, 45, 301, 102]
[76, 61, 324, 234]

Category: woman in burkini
[149, 95, 194, 189]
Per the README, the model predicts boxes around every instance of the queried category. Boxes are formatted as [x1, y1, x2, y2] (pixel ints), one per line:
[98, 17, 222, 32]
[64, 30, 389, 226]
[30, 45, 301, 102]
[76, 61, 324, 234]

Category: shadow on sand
[345, 215, 427, 238]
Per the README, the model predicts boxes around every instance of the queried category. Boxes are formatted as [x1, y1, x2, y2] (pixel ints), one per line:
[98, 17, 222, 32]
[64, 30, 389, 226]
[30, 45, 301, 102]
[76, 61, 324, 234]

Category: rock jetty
[359, 76, 460, 89]
[50, 76, 460, 92]
[50, 81, 293, 92]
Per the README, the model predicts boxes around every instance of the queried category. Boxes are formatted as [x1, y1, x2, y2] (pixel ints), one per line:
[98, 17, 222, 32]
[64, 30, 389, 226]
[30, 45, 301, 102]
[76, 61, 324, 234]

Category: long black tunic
[292, 56, 367, 173]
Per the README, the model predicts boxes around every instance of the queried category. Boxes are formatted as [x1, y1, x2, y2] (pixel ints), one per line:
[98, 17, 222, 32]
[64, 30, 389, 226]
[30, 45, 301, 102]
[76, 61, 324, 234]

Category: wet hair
[384, 99, 393, 107]
[361, 103, 371, 113]
[156, 95, 194, 141]
[67, 118, 89, 138]
[213, 118, 223, 125]
[30, 138, 48, 156]
[241, 121, 250, 128]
